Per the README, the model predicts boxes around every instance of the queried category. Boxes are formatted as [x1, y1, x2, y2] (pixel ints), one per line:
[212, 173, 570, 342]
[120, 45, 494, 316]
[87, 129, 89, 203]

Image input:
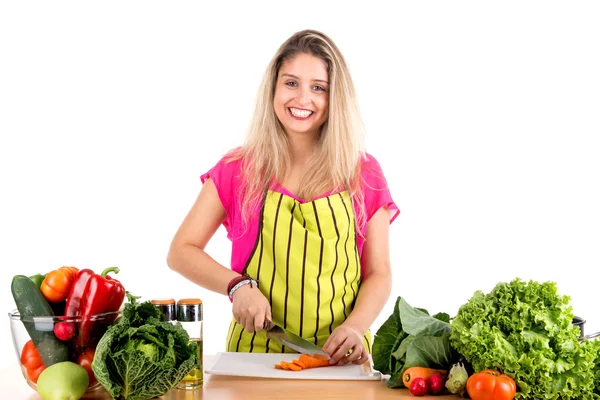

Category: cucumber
[11, 275, 69, 367]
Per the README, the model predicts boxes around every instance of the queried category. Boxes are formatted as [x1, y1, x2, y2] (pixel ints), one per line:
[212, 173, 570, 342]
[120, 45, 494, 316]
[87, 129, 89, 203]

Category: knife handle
[263, 320, 273, 331]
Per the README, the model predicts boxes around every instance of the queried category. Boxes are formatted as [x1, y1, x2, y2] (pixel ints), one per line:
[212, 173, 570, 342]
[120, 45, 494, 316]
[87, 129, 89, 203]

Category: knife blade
[264, 321, 330, 360]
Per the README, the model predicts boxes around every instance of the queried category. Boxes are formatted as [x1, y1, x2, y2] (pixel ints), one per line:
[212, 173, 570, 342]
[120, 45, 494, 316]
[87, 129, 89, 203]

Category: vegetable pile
[373, 278, 600, 399]
[11, 266, 126, 387]
[91, 294, 199, 400]
[451, 278, 600, 399]
[372, 296, 457, 389]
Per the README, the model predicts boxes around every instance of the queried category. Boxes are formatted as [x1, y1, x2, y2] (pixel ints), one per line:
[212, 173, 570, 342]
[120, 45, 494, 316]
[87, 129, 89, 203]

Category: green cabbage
[450, 278, 600, 399]
[92, 295, 199, 400]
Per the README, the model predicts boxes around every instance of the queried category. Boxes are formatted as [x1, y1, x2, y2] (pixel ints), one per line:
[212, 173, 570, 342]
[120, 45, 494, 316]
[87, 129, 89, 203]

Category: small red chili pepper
[65, 267, 125, 351]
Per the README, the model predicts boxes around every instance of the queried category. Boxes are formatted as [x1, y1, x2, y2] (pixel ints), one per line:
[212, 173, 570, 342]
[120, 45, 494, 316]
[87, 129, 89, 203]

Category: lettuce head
[450, 278, 600, 399]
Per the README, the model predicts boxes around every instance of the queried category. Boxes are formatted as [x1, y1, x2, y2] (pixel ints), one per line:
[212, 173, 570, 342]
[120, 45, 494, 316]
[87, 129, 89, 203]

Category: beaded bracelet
[228, 278, 258, 302]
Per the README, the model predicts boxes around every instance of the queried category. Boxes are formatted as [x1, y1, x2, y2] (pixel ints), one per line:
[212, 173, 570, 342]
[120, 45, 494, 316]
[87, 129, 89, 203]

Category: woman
[167, 29, 399, 366]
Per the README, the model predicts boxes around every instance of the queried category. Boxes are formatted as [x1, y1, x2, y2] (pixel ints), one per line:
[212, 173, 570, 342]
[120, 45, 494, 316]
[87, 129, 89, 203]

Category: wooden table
[1, 356, 459, 399]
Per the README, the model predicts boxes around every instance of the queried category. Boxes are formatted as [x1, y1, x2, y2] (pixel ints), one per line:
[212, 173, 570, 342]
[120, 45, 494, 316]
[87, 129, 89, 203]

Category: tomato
[40, 266, 78, 303]
[467, 369, 517, 400]
[20, 340, 45, 384]
[76, 348, 97, 386]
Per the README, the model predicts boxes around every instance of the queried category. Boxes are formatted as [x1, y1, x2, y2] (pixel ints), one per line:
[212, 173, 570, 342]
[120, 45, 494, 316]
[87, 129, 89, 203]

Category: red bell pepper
[65, 267, 125, 352]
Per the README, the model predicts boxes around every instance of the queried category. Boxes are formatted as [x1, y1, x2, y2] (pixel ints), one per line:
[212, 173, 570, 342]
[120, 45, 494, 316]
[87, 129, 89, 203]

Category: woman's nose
[297, 86, 311, 105]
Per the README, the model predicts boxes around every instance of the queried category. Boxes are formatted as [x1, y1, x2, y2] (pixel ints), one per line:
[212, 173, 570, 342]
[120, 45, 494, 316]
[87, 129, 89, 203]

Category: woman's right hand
[231, 285, 272, 333]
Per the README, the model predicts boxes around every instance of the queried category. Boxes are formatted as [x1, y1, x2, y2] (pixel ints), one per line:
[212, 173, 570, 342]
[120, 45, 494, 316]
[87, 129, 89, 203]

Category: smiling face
[273, 53, 330, 140]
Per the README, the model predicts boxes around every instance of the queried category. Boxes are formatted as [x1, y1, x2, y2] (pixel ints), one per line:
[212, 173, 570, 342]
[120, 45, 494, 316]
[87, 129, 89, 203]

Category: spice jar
[176, 298, 203, 389]
[150, 298, 176, 322]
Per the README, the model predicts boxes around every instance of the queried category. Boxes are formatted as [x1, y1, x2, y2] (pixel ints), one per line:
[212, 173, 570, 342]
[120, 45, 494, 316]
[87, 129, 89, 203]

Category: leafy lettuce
[450, 278, 600, 399]
[92, 295, 199, 400]
[372, 297, 457, 388]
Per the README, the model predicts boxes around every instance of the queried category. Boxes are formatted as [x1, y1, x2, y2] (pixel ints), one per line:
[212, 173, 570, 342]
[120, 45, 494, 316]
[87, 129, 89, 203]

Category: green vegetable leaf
[403, 334, 453, 371]
[391, 334, 415, 363]
[432, 312, 450, 323]
[386, 367, 404, 388]
[399, 298, 451, 337]
[372, 312, 399, 375]
[388, 330, 408, 374]
[121, 294, 163, 327]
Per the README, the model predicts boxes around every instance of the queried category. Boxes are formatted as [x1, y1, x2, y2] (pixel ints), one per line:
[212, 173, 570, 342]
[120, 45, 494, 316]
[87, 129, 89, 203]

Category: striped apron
[226, 190, 372, 354]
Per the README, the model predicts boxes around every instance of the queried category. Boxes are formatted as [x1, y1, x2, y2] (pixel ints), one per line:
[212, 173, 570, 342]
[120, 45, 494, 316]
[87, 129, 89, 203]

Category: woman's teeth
[290, 108, 313, 118]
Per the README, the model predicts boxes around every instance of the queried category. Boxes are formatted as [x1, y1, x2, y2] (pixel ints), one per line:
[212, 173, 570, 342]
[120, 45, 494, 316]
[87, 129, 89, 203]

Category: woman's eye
[285, 81, 297, 87]
[313, 85, 326, 92]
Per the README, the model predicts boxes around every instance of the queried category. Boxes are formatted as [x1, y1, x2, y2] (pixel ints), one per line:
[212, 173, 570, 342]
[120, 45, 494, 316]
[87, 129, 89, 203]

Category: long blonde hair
[229, 29, 368, 233]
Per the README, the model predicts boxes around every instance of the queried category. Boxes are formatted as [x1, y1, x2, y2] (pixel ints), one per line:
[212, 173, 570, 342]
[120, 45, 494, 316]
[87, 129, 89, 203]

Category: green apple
[37, 361, 89, 400]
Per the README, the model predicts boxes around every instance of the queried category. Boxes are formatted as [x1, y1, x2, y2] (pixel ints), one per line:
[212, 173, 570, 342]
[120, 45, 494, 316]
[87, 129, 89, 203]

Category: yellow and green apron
[226, 190, 372, 353]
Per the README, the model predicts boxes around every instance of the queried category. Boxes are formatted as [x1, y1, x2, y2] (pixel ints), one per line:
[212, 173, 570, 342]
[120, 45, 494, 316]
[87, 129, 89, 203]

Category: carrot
[274, 354, 332, 371]
[292, 360, 306, 369]
[312, 354, 329, 361]
[282, 361, 302, 371]
[402, 367, 447, 388]
[298, 354, 330, 368]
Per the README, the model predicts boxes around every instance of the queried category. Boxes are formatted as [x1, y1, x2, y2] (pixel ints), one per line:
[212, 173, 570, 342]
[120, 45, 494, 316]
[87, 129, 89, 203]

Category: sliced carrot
[273, 354, 332, 371]
[298, 354, 330, 368]
[313, 354, 329, 362]
[292, 360, 307, 369]
[280, 361, 302, 371]
[287, 363, 302, 371]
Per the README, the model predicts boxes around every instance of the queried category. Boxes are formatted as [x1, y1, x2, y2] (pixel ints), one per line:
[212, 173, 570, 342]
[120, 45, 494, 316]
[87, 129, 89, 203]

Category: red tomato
[467, 369, 517, 400]
[76, 348, 97, 386]
[20, 340, 45, 384]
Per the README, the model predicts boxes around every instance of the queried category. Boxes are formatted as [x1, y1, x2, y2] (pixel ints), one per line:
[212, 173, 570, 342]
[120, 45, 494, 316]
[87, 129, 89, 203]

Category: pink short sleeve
[362, 153, 400, 224]
[200, 155, 242, 238]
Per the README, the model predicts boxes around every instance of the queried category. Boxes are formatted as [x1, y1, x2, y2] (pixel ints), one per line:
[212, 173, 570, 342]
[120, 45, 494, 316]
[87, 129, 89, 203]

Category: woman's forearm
[167, 243, 239, 296]
[343, 271, 392, 335]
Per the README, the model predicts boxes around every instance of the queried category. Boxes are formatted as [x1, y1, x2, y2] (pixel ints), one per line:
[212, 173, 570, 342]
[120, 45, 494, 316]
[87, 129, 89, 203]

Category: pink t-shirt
[200, 152, 399, 274]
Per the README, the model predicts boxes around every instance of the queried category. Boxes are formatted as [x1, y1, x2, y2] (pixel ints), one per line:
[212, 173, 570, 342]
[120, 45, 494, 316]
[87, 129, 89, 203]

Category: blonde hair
[228, 29, 368, 233]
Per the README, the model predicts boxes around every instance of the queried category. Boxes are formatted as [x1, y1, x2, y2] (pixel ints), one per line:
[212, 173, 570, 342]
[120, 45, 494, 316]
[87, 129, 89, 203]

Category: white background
[1, 1, 599, 373]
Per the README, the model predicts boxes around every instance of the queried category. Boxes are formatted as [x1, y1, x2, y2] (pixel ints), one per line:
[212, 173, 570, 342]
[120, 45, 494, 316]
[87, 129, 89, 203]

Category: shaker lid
[177, 298, 202, 305]
[151, 298, 176, 305]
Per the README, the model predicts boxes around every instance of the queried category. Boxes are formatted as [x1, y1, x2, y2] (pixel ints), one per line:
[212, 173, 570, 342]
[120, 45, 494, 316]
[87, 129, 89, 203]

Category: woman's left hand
[322, 325, 368, 365]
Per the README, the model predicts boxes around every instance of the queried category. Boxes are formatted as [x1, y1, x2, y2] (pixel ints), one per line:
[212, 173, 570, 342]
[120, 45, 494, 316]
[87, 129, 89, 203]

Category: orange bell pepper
[40, 266, 79, 303]
[21, 340, 45, 384]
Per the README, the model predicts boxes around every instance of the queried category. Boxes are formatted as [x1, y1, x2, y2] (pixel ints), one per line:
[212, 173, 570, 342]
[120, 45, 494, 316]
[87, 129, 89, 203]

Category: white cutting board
[206, 352, 382, 381]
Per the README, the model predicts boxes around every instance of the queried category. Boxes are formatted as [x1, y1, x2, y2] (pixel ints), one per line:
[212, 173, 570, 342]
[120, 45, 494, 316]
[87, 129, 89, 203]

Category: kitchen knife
[264, 321, 330, 360]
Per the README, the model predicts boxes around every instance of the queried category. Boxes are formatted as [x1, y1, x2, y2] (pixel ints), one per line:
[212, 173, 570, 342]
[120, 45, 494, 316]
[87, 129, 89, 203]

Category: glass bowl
[9, 308, 122, 393]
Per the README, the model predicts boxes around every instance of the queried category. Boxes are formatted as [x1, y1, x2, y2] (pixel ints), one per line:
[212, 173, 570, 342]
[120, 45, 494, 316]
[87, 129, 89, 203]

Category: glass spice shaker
[150, 298, 176, 323]
[176, 298, 203, 390]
